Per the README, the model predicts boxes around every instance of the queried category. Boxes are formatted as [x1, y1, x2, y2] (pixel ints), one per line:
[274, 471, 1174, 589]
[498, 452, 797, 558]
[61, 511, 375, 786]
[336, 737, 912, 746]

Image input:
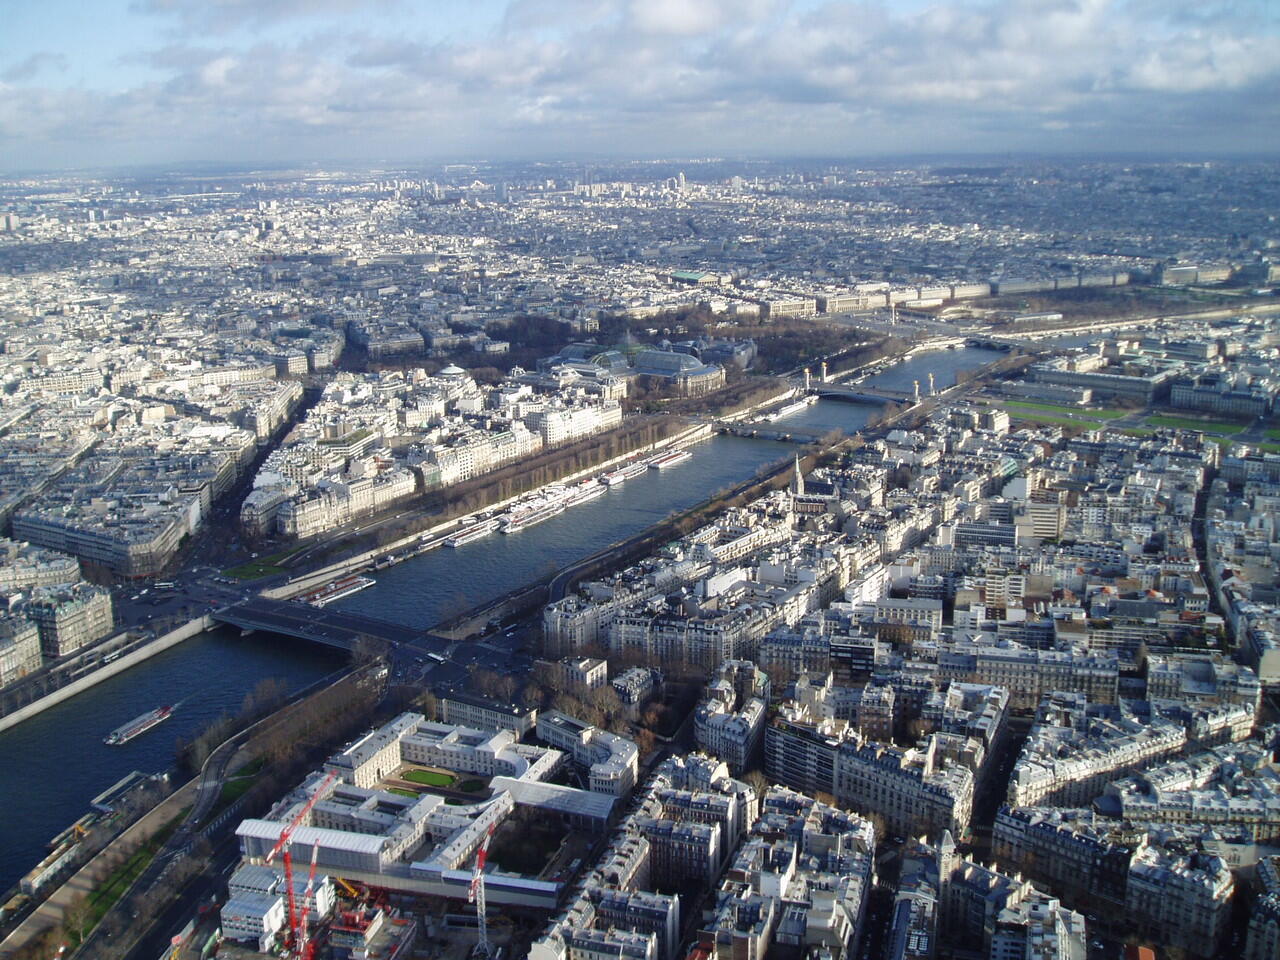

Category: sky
[1, 0, 1278, 172]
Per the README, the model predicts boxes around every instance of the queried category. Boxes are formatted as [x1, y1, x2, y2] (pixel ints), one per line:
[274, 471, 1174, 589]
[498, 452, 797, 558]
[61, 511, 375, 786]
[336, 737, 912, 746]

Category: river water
[0, 630, 343, 894]
[0, 345, 1004, 891]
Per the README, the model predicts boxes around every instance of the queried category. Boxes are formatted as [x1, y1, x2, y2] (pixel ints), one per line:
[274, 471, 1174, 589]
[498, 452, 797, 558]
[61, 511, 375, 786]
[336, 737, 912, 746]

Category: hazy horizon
[3, 0, 1279, 174]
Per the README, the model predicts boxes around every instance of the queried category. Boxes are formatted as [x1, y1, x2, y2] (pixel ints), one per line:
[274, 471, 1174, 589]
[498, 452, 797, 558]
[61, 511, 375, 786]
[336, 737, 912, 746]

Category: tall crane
[296, 844, 322, 960]
[265, 771, 336, 959]
[467, 823, 496, 959]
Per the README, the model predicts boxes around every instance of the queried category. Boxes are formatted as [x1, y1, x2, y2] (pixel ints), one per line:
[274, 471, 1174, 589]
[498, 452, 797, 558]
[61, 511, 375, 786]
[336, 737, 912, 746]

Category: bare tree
[62, 893, 93, 946]
[634, 727, 657, 757]
[416, 690, 439, 719]
[742, 769, 769, 797]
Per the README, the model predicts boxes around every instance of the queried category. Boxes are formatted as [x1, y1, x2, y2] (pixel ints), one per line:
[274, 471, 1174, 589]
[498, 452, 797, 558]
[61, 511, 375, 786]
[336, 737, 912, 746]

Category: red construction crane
[265, 771, 336, 959]
[468, 822, 497, 959]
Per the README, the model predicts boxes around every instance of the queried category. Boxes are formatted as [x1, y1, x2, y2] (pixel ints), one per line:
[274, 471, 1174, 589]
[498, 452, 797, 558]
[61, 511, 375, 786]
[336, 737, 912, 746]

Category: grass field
[223, 547, 305, 580]
[1145, 415, 1247, 435]
[388, 787, 420, 798]
[457, 779, 486, 794]
[211, 758, 266, 817]
[1005, 410, 1107, 427]
[72, 816, 182, 944]
[1004, 401, 1127, 420]
[231, 756, 266, 778]
[1266, 429, 1280, 442]
[216, 776, 254, 808]
[402, 769, 456, 788]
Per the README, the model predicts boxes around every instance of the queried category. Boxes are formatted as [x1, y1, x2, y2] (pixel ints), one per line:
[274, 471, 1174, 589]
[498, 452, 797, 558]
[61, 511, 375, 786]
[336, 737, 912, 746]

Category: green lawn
[1004, 401, 1127, 420]
[223, 547, 305, 580]
[1006, 410, 1107, 427]
[72, 816, 182, 943]
[1258, 442, 1280, 454]
[231, 756, 266, 778]
[402, 769, 456, 788]
[211, 761, 264, 818]
[457, 779, 486, 794]
[388, 787, 420, 798]
[1265, 429, 1280, 441]
[1145, 415, 1247, 435]
[217, 776, 254, 808]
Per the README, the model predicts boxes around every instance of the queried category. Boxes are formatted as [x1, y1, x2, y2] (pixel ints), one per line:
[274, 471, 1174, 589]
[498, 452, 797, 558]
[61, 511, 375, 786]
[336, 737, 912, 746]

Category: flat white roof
[490, 776, 616, 820]
[237, 818, 388, 857]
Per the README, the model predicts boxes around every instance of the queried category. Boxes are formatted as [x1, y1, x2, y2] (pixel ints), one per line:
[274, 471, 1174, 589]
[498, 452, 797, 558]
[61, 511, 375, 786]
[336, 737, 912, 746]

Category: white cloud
[0, 52, 69, 84]
[2, 0, 1278, 169]
[132, 0, 398, 32]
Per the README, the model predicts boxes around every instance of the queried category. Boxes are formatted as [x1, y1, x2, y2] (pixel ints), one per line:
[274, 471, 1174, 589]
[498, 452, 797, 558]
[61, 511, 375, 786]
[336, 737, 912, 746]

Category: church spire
[792, 454, 805, 497]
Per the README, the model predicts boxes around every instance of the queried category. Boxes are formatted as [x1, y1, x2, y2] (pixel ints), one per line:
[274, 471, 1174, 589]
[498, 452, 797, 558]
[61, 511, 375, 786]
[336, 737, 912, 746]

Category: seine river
[0, 345, 1003, 891]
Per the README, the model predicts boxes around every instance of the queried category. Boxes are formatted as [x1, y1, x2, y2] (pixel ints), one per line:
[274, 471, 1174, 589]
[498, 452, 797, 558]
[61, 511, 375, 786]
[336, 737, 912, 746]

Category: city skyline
[3, 0, 1280, 172]
[2, 5, 1280, 947]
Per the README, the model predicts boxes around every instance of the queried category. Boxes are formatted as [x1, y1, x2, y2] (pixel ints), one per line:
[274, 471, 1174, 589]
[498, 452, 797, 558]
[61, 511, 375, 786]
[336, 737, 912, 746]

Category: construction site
[202, 712, 618, 960]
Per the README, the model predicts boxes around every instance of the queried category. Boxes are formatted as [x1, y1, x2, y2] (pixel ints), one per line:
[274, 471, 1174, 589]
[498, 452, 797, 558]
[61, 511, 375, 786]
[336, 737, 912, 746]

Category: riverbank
[431, 433, 806, 640]
[0, 663, 374, 960]
[0, 617, 213, 736]
[0, 775, 195, 959]
[0, 343, 1019, 900]
[264, 420, 715, 601]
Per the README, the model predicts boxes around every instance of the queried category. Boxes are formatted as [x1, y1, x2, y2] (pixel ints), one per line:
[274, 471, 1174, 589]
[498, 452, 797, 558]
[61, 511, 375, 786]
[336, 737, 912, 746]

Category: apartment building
[833, 737, 975, 842]
[16, 583, 114, 659]
[765, 703, 856, 798]
[0, 616, 42, 685]
[693, 660, 770, 774]
[1126, 846, 1233, 957]
[440, 692, 537, 736]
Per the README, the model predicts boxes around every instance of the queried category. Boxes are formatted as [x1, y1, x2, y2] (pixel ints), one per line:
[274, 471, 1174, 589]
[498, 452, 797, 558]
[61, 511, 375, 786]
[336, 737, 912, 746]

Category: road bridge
[809, 381, 919, 404]
[717, 423, 832, 443]
[964, 336, 1021, 350]
[213, 596, 439, 652]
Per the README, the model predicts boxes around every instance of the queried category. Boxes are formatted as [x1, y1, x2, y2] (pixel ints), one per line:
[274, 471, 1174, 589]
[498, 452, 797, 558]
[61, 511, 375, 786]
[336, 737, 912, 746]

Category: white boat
[445, 519, 499, 547]
[566, 480, 608, 506]
[649, 449, 692, 470]
[768, 397, 815, 420]
[305, 575, 376, 606]
[499, 500, 566, 532]
[105, 706, 173, 745]
[602, 461, 650, 485]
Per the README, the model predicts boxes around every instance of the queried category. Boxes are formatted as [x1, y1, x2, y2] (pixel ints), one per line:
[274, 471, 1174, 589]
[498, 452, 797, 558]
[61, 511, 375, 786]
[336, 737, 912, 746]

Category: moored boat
[649, 449, 692, 470]
[445, 519, 499, 547]
[499, 500, 566, 532]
